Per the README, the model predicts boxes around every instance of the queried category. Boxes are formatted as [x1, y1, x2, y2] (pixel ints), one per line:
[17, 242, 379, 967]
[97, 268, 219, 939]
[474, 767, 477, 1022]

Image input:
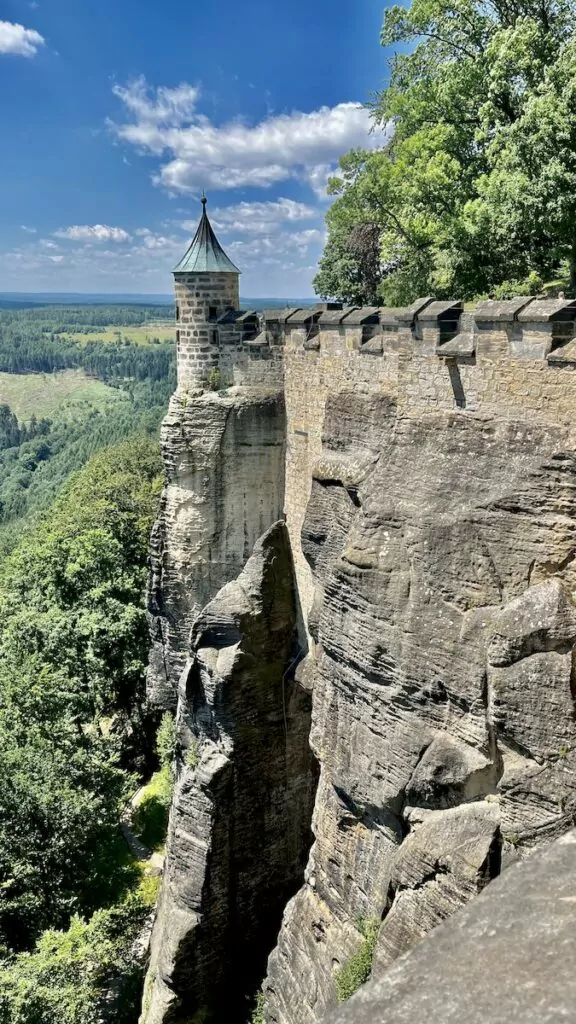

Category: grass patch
[186, 738, 199, 769]
[0, 369, 124, 422]
[335, 918, 380, 1002]
[63, 326, 175, 346]
[132, 766, 173, 852]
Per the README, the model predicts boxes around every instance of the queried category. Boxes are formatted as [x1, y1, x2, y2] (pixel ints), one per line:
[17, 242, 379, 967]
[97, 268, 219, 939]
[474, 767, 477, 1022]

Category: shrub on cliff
[335, 918, 380, 1002]
[315, 0, 576, 303]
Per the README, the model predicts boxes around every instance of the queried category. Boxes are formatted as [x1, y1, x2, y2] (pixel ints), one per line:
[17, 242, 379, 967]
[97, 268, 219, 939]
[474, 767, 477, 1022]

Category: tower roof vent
[174, 194, 241, 275]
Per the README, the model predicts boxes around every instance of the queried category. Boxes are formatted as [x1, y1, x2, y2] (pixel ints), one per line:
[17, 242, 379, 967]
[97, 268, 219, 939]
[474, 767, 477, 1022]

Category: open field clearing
[0, 369, 125, 421]
[62, 324, 176, 346]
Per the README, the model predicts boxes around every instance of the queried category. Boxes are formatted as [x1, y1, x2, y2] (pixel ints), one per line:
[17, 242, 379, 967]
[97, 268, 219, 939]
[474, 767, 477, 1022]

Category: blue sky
[0, 0, 388, 296]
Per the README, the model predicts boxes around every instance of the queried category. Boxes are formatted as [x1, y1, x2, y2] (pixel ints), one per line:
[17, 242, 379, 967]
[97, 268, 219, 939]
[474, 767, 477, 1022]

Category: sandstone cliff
[147, 385, 287, 710]
[142, 388, 317, 1024]
[264, 390, 576, 1023]
[143, 297, 576, 1024]
[327, 829, 576, 1024]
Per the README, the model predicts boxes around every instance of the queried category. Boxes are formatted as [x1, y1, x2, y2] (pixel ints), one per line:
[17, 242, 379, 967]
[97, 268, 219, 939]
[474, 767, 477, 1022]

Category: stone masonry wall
[175, 271, 239, 388]
[279, 305, 576, 628]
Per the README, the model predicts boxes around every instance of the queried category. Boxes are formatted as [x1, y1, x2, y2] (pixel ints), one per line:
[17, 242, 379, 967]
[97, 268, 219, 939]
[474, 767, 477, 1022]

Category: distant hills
[0, 292, 318, 310]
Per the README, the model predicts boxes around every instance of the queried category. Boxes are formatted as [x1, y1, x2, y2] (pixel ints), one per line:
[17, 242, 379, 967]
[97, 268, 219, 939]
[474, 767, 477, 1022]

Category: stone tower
[173, 195, 240, 388]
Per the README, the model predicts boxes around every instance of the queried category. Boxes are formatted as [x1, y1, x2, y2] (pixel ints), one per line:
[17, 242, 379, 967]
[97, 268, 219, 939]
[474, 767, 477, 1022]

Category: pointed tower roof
[174, 195, 240, 274]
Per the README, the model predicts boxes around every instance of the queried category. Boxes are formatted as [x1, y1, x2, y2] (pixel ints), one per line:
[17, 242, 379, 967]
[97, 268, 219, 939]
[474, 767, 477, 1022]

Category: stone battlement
[212, 296, 576, 369]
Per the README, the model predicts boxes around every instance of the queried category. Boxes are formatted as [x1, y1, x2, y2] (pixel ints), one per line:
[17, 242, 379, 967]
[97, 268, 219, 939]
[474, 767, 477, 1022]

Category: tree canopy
[314, 0, 576, 304]
[0, 438, 162, 950]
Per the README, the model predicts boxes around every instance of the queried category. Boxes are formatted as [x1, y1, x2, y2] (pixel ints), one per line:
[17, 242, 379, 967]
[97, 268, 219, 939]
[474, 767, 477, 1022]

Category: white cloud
[20, 225, 37, 234]
[0, 226, 319, 295]
[307, 164, 338, 200]
[109, 77, 382, 194]
[226, 226, 324, 268]
[135, 228, 180, 249]
[112, 78, 200, 129]
[0, 20, 45, 57]
[54, 224, 132, 243]
[205, 198, 317, 235]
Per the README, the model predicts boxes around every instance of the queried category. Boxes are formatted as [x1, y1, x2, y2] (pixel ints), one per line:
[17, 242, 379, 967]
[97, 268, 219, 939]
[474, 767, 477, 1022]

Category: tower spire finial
[174, 191, 240, 274]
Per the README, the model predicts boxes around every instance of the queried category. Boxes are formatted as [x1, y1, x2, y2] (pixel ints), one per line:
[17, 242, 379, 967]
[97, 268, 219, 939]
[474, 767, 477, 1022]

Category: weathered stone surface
[146, 275, 576, 1024]
[263, 393, 576, 1024]
[327, 830, 576, 1024]
[404, 735, 496, 810]
[142, 521, 317, 1024]
[373, 801, 500, 973]
[147, 386, 286, 709]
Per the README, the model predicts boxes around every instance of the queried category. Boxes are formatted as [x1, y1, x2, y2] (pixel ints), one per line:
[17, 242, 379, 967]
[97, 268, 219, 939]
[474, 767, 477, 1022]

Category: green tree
[0, 882, 158, 1024]
[314, 0, 576, 304]
[0, 438, 162, 948]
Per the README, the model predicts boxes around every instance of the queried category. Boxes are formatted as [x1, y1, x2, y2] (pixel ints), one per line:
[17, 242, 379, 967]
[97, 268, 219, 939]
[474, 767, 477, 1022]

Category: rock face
[143, 521, 317, 1024]
[147, 386, 286, 710]
[263, 392, 576, 1024]
[143, 289, 576, 1024]
[327, 829, 576, 1024]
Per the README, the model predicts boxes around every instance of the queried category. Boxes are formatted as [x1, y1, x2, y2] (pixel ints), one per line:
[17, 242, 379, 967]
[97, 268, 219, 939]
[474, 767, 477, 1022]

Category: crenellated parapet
[203, 296, 576, 392]
[214, 295, 576, 365]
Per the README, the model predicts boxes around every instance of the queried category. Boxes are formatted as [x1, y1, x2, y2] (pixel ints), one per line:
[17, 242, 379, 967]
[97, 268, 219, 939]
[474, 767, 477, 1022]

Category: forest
[0, 307, 175, 543]
[315, 0, 576, 305]
[0, 304, 175, 1021]
[0, 307, 174, 380]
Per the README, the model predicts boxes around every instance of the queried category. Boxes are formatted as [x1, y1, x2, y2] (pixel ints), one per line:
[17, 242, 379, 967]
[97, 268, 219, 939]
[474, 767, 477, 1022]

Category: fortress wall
[219, 342, 285, 387]
[397, 354, 576, 419]
[278, 308, 576, 629]
[283, 328, 401, 627]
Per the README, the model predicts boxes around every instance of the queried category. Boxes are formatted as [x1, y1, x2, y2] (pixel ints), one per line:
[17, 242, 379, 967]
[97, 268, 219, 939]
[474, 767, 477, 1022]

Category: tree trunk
[569, 241, 576, 297]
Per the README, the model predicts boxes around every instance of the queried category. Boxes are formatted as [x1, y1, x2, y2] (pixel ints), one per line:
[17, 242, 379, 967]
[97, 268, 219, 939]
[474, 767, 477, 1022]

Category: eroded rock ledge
[327, 830, 576, 1024]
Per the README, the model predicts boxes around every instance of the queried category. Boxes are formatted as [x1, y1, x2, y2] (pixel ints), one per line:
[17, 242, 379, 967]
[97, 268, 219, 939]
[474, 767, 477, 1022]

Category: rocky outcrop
[263, 391, 576, 1024]
[144, 363, 576, 1024]
[147, 386, 286, 710]
[328, 829, 576, 1024]
[142, 521, 317, 1024]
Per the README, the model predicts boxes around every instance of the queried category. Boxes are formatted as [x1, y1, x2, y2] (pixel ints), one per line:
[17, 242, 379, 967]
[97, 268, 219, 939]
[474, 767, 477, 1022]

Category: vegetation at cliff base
[0, 437, 164, 1022]
[131, 714, 177, 852]
[0, 880, 159, 1024]
[315, 0, 576, 304]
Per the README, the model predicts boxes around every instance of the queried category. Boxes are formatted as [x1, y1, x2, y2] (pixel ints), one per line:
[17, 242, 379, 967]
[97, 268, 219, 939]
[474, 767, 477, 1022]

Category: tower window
[176, 329, 180, 348]
[176, 305, 180, 321]
[209, 305, 218, 321]
[212, 330, 218, 344]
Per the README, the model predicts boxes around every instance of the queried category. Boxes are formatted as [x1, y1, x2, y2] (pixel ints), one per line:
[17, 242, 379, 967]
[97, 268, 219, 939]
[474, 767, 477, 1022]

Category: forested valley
[0, 303, 176, 1022]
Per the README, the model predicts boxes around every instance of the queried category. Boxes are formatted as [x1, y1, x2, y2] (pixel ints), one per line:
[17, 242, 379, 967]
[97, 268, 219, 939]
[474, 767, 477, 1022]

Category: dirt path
[120, 787, 165, 873]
